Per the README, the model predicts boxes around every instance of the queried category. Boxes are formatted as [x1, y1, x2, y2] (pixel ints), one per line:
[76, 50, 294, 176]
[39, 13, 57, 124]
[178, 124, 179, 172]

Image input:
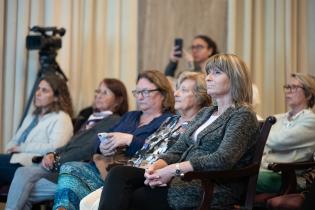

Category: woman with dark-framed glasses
[52, 70, 174, 210]
[98, 54, 260, 210]
[79, 71, 212, 210]
[257, 73, 315, 193]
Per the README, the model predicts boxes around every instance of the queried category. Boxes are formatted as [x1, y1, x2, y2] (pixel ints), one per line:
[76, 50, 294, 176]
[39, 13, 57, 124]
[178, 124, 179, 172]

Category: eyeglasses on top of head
[132, 89, 160, 98]
[283, 85, 304, 92]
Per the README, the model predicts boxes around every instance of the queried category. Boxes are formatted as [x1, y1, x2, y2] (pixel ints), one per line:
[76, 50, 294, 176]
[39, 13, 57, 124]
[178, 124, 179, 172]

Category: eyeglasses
[132, 89, 160, 98]
[190, 45, 206, 51]
[95, 89, 111, 96]
[283, 85, 304, 92]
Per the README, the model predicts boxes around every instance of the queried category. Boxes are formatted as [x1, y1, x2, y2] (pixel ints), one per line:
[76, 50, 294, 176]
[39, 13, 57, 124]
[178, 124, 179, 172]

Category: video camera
[19, 26, 68, 129]
[26, 26, 65, 50]
[25, 26, 67, 81]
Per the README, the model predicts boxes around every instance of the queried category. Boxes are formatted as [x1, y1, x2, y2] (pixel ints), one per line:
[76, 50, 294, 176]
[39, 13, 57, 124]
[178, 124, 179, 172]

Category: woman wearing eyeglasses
[97, 54, 260, 210]
[257, 73, 315, 194]
[78, 71, 212, 210]
[4, 78, 128, 210]
[165, 35, 218, 77]
[52, 70, 174, 210]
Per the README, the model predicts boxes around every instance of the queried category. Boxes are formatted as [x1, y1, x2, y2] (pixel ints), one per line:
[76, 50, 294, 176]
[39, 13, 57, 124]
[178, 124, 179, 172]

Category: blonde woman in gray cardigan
[97, 54, 260, 210]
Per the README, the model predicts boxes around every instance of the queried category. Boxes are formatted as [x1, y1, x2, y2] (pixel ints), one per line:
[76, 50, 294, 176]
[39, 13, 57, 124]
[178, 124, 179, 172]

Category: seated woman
[0, 73, 73, 187]
[72, 78, 128, 133]
[97, 53, 260, 210]
[4, 78, 129, 210]
[79, 71, 212, 210]
[52, 70, 174, 210]
[257, 73, 315, 193]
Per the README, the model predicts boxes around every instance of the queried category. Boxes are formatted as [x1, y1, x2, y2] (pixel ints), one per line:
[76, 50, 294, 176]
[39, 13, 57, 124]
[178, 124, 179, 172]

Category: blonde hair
[292, 73, 315, 108]
[176, 71, 212, 108]
[205, 54, 253, 107]
[137, 70, 175, 113]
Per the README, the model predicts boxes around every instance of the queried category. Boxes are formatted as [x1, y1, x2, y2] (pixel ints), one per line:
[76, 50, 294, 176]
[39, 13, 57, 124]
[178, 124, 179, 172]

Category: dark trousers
[98, 166, 172, 210]
[0, 154, 22, 186]
[302, 181, 315, 210]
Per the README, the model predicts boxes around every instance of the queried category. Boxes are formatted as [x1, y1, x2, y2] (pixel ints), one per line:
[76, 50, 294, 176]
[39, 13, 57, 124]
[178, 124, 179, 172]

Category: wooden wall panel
[138, 0, 227, 75]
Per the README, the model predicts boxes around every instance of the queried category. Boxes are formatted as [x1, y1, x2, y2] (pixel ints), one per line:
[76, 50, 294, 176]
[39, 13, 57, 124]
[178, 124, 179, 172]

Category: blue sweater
[96, 111, 172, 156]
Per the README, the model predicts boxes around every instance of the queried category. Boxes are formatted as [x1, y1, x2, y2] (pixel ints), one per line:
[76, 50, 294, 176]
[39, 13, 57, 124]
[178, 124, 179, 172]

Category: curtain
[0, 0, 138, 151]
[227, 0, 315, 118]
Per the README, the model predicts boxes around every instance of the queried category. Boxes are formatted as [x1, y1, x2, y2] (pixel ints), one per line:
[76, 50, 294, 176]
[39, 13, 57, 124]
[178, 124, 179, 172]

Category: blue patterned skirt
[53, 161, 104, 210]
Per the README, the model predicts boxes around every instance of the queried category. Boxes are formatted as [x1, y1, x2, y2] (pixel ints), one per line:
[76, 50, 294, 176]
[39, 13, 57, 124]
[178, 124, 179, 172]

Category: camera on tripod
[19, 26, 68, 128]
[25, 26, 67, 81]
[26, 26, 65, 50]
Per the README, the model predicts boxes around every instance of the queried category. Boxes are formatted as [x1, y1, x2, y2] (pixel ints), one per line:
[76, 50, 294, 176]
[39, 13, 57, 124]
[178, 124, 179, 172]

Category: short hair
[101, 78, 129, 116]
[176, 71, 212, 108]
[34, 73, 74, 118]
[137, 70, 175, 113]
[205, 54, 253, 107]
[291, 73, 315, 108]
[194, 35, 218, 56]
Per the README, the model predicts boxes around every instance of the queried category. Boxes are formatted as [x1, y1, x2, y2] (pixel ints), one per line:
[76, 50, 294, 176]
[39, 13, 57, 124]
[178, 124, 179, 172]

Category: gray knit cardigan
[160, 105, 259, 209]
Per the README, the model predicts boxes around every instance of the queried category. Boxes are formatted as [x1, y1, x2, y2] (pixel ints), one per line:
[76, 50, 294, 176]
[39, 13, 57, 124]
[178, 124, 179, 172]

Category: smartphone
[98, 132, 109, 143]
[174, 38, 183, 57]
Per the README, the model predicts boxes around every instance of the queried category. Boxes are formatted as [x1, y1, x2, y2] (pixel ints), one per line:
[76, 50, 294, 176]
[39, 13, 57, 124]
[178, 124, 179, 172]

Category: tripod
[18, 48, 67, 128]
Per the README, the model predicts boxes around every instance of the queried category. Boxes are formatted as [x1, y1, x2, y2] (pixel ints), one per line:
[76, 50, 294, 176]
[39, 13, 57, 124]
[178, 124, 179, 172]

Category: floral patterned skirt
[53, 161, 104, 210]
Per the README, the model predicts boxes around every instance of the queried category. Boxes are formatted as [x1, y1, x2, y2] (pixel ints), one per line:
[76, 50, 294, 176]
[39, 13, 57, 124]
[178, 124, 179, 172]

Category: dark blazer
[160, 105, 259, 209]
[56, 114, 121, 165]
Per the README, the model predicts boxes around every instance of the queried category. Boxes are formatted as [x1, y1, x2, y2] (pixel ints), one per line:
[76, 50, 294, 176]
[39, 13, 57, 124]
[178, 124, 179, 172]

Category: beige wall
[0, 0, 4, 151]
[138, 0, 227, 74]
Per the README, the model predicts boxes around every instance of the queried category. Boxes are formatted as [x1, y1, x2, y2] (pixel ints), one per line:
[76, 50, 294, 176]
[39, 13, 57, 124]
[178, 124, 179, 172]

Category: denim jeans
[5, 166, 57, 210]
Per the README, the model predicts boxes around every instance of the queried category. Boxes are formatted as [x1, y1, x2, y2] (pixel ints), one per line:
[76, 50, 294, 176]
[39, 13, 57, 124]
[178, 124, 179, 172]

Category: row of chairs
[0, 116, 312, 209]
[182, 116, 315, 210]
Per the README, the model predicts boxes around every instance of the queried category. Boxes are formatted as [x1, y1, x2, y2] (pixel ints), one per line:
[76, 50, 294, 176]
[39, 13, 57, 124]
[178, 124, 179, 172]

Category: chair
[263, 161, 315, 210]
[181, 116, 277, 210]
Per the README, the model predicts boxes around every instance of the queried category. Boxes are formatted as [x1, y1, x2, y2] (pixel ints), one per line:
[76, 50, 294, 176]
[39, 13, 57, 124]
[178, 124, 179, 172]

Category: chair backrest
[243, 116, 277, 209]
[253, 116, 277, 163]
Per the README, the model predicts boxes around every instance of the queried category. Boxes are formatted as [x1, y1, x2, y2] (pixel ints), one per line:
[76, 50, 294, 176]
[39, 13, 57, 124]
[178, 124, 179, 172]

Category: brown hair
[205, 54, 253, 107]
[137, 70, 175, 113]
[33, 73, 74, 118]
[194, 35, 218, 57]
[101, 78, 129, 115]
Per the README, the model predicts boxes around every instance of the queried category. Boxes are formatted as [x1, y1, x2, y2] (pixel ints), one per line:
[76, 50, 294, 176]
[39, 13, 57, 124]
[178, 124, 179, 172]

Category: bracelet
[52, 152, 61, 172]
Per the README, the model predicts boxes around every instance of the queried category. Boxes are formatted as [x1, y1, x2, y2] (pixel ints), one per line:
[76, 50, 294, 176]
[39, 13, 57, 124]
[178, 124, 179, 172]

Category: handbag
[93, 148, 129, 180]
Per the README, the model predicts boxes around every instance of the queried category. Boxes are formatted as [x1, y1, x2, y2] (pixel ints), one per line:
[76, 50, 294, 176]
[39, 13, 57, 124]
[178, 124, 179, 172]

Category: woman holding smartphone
[165, 34, 218, 77]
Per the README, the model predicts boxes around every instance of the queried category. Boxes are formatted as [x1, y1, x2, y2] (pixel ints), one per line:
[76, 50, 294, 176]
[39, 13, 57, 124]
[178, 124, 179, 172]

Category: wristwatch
[175, 163, 184, 177]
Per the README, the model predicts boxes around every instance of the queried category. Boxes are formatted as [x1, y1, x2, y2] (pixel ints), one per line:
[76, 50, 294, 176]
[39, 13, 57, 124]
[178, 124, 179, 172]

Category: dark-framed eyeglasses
[132, 89, 160, 98]
[190, 45, 206, 51]
[283, 85, 304, 92]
